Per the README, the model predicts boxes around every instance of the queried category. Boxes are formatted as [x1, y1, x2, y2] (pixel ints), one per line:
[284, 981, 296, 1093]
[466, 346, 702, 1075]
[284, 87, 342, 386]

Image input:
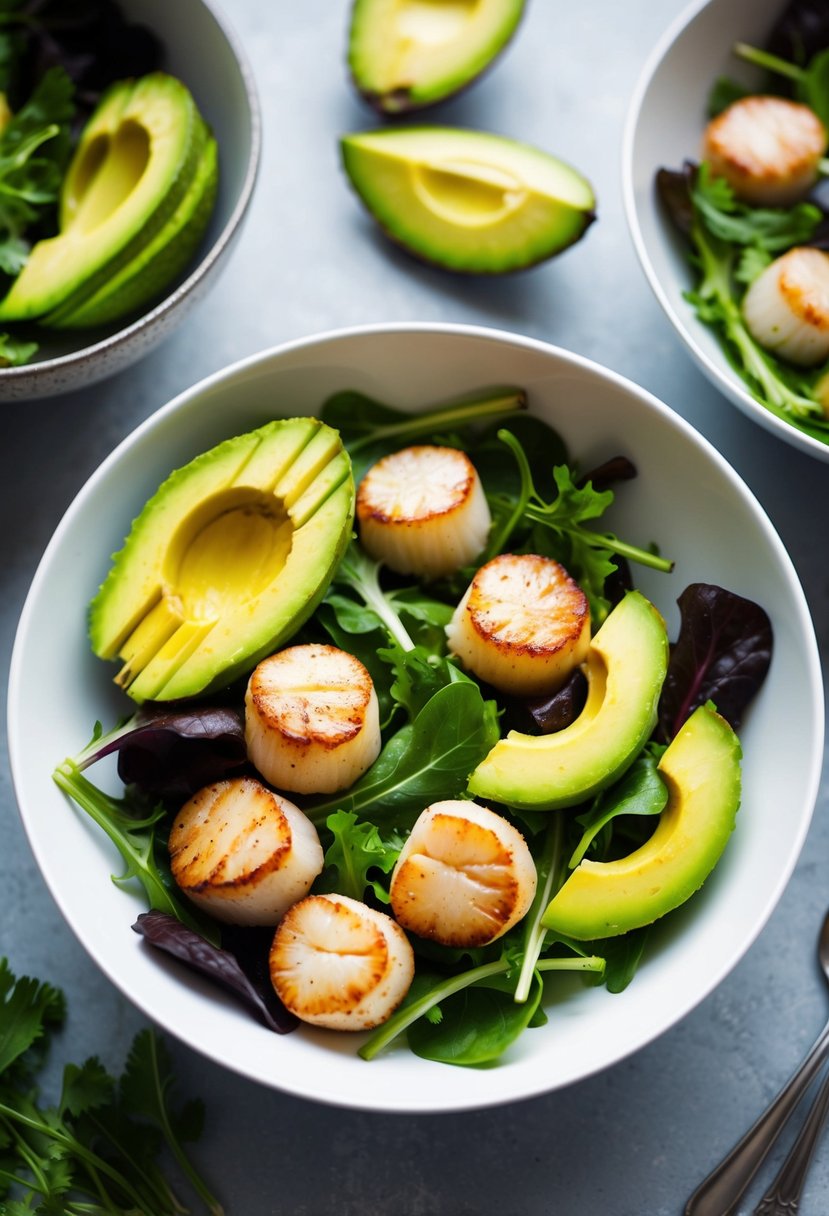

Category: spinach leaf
[594, 928, 650, 993]
[569, 748, 668, 868]
[658, 583, 773, 742]
[407, 970, 544, 1066]
[305, 681, 500, 831]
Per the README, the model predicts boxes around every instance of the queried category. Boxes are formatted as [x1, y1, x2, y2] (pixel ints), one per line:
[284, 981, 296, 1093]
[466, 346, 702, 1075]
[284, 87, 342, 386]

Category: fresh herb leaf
[0, 960, 63, 1077]
[692, 161, 821, 253]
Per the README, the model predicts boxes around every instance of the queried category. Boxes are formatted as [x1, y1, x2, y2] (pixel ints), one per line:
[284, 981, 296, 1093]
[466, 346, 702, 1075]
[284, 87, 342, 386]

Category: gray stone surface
[1, 1, 827, 1213]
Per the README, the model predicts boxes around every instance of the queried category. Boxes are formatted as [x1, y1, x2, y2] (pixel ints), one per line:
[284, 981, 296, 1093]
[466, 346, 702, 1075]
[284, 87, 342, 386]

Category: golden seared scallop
[702, 95, 827, 206]
[742, 246, 829, 365]
[269, 893, 415, 1030]
[169, 776, 324, 926]
[389, 800, 536, 948]
[245, 644, 381, 795]
[445, 552, 590, 696]
[356, 444, 491, 578]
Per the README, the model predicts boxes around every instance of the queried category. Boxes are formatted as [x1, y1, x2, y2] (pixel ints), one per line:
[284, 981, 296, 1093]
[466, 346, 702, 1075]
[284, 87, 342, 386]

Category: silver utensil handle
[685, 1018, 829, 1216]
[753, 1064, 829, 1216]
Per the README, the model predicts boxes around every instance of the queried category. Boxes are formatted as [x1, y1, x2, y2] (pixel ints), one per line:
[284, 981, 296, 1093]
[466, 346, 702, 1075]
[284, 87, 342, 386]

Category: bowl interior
[0, 0, 258, 399]
[623, 0, 829, 463]
[8, 325, 823, 1112]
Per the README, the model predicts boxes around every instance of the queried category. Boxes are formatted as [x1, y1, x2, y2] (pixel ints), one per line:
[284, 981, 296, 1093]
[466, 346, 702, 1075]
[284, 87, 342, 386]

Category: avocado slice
[348, 0, 525, 115]
[90, 418, 355, 704]
[467, 591, 668, 810]
[46, 130, 218, 329]
[540, 704, 742, 940]
[0, 73, 207, 322]
[341, 127, 595, 272]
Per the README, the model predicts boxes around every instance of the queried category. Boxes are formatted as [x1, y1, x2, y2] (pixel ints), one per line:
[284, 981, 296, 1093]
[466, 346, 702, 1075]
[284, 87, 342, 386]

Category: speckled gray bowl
[0, 0, 260, 402]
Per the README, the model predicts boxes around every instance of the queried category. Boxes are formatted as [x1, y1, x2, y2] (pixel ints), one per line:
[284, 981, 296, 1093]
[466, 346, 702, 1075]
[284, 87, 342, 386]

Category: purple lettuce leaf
[76, 704, 248, 800]
[658, 583, 773, 742]
[133, 910, 298, 1035]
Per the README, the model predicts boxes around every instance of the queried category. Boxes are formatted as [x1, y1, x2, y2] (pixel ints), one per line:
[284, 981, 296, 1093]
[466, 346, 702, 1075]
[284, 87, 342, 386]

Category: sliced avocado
[467, 591, 668, 810]
[341, 127, 595, 272]
[348, 0, 525, 115]
[46, 130, 218, 329]
[0, 73, 206, 322]
[540, 704, 742, 940]
[90, 418, 355, 703]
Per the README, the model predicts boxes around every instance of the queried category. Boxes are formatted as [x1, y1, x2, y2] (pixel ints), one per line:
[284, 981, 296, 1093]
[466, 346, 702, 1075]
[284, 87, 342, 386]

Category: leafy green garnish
[0, 957, 222, 1213]
[569, 747, 668, 869]
[691, 162, 822, 252]
[52, 756, 220, 944]
[734, 40, 829, 128]
[317, 810, 402, 903]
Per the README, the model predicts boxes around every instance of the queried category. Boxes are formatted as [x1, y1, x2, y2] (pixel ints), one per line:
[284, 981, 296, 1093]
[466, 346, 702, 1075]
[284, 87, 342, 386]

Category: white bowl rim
[621, 0, 829, 464]
[0, 0, 262, 391]
[7, 321, 825, 1111]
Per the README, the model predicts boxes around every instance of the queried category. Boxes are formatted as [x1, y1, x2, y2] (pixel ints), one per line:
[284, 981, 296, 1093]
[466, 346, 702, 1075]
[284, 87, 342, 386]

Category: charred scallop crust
[467, 591, 669, 810]
[89, 417, 355, 703]
[348, 0, 526, 115]
[540, 704, 741, 939]
[341, 127, 595, 273]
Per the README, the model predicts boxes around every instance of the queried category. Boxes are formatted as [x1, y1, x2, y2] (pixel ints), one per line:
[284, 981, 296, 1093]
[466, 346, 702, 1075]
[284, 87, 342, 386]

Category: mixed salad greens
[53, 390, 772, 1068]
[657, 0, 829, 447]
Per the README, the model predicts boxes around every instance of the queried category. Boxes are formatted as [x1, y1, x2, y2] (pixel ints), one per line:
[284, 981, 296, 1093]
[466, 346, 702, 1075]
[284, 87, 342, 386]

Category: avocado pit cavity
[412, 158, 526, 227]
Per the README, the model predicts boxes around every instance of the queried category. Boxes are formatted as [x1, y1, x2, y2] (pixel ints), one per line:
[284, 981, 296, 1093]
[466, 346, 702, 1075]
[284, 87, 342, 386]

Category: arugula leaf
[317, 810, 402, 903]
[692, 161, 821, 253]
[52, 759, 219, 943]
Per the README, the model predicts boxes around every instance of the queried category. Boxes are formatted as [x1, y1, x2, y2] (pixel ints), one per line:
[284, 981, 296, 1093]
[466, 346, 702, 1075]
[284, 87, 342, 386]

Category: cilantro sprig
[0, 957, 222, 1214]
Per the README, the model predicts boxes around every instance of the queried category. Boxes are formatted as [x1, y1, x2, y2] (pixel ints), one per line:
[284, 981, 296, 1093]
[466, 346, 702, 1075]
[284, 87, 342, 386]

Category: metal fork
[753, 1064, 829, 1215]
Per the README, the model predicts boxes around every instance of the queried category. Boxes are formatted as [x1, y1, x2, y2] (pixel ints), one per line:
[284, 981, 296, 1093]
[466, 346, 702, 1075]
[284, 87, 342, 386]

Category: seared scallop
[356, 444, 491, 578]
[169, 776, 324, 926]
[445, 552, 590, 695]
[702, 95, 827, 206]
[269, 893, 415, 1030]
[245, 643, 381, 794]
[389, 800, 537, 948]
[742, 246, 829, 365]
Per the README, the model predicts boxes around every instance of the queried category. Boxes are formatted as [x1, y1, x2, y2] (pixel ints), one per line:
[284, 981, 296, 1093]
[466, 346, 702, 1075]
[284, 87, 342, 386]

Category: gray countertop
[2, 2, 828, 1213]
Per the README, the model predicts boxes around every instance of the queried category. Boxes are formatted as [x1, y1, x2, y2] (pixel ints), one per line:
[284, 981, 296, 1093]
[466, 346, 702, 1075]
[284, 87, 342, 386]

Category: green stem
[733, 41, 804, 83]
[144, 1032, 224, 1216]
[359, 960, 509, 1060]
[348, 389, 527, 455]
[485, 429, 534, 555]
[515, 815, 565, 1004]
[537, 957, 605, 974]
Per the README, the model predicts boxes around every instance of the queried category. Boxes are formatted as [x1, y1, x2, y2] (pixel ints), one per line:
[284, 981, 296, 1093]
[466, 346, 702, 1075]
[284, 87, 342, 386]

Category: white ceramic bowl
[0, 0, 260, 402]
[7, 324, 824, 1112]
[623, 0, 829, 463]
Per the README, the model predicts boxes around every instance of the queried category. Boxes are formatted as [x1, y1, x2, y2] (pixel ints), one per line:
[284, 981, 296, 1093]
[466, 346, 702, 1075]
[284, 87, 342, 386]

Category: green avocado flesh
[348, 0, 525, 114]
[540, 704, 742, 940]
[341, 127, 595, 272]
[89, 418, 355, 704]
[0, 73, 214, 326]
[467, 591, 669, 810]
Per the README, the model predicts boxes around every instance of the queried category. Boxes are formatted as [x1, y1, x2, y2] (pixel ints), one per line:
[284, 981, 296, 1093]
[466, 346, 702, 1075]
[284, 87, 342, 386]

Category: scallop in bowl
[0, 0, 260, 401]
[623, 0, 829, 462]
[7, 323, 824, 1112]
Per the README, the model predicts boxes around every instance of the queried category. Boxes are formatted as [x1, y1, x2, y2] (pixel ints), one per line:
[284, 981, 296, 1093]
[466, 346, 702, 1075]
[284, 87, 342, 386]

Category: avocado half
[0, 73, 216, 326]
[90, 418, 355, 704]
[540, 703, 742, 940]
[348, 0, 526, 115]
[341, 126, 595, 273]
[467, 591, 669, 810]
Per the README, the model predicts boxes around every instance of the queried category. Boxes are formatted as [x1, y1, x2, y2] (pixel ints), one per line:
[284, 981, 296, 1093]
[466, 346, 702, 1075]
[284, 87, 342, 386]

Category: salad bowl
[0, 0, 260, 402]
[7, 323, 823, 1112]
[622, 0, 829, 464]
